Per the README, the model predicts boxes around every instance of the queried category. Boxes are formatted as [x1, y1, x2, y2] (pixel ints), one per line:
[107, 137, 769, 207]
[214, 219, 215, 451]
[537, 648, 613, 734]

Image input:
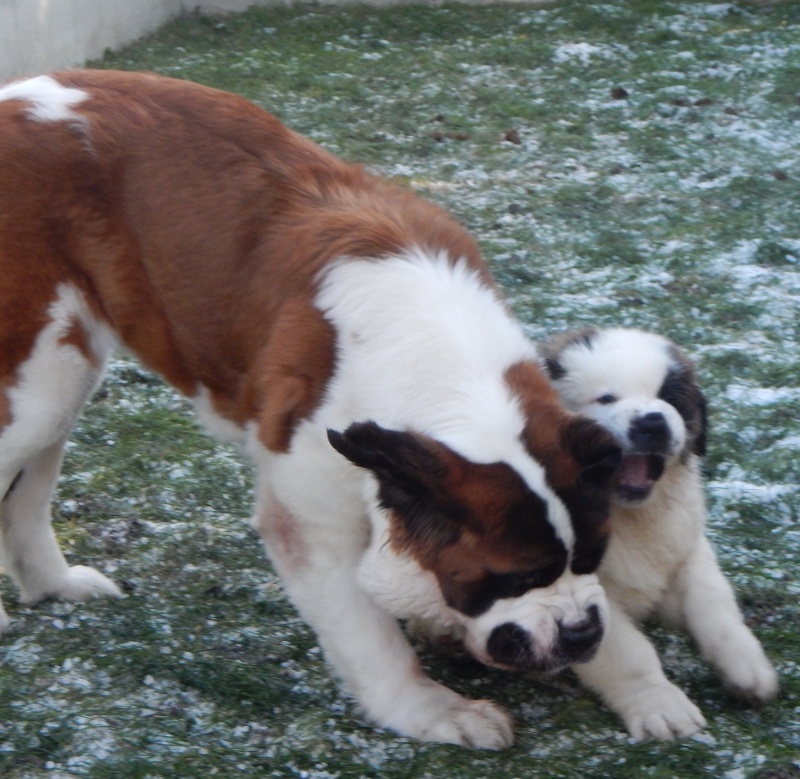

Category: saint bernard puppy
[0, 71, 621, 748]
[540, 327, 778, 741]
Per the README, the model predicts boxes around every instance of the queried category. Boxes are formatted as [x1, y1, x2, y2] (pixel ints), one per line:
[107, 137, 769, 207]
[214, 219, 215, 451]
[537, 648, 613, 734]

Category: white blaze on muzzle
[461, 571, 608, 671]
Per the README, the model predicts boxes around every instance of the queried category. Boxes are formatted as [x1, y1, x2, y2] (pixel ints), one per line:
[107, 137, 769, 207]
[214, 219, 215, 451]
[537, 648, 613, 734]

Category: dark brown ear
[659, 352, 708, 457]
[539, 328, 599, 381]
[328, 422, 463, 549]
[563, 416, 622, 488]
[327, 422, 444, 498]
[694, 392, 708, 457]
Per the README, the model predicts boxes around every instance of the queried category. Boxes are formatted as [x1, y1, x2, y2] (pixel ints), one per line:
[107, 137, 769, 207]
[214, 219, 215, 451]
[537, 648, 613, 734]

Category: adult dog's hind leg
[1, 437, 122, 607]
[0, 283, 120, 630]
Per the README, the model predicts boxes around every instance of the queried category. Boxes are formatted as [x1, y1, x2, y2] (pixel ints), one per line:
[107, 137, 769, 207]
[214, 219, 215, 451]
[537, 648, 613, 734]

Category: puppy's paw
[421, 698, 514, 750]
[0, 601, 10, 634]
[620, 682, 707, 741]
[720, 650, 779, 704]
[22, 565, 123, 604]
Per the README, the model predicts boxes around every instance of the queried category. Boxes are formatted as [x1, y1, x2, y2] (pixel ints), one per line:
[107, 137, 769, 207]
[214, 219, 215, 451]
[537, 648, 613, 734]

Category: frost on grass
[1, 1, 799, 778]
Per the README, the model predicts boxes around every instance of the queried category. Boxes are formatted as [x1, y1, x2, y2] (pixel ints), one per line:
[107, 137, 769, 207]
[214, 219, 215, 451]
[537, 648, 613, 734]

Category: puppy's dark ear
[543, 357, 566, 381]
[539, 328, 599, 381]
[563, 416, 622, 488]
[659, 350, 708, 457]
[693, 391, 708, 457]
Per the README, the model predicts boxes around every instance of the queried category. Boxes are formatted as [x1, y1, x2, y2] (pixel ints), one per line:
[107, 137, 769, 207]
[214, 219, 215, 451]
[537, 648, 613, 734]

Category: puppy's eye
[595, 393, 617, 405]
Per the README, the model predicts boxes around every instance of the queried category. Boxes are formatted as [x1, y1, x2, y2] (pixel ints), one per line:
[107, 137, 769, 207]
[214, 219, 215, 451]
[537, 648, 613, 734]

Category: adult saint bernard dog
[540, 328, 778, 741]
[0, 71, 622, 748]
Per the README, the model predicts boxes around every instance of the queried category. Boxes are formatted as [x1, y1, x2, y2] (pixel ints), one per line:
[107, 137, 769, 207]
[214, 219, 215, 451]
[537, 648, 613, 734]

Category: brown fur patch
[245, 298, 336, 453]
[328, 422, 566, 617]
[0, 70, 495, 446]
[257, 499, 308, 570]
[505, 360, 620, 575]
[58, 316, 99, 367]
[505, 361, 582, 490]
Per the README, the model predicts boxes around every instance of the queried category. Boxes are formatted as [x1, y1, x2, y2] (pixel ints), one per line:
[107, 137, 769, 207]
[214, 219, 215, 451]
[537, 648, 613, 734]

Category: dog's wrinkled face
[541, 327, 707, 506]
[328, 418, 618, 673]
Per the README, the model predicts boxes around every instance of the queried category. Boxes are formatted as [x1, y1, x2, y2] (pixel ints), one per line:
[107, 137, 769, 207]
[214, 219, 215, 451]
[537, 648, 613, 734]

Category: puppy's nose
[487, 622, 532, 668]
[557, 605, 603, 660]
[629, 411, 670, 452]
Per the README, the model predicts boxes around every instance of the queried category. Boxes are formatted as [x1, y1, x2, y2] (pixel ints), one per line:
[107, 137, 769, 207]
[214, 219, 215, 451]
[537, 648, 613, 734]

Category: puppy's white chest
[600, 470, 705, 618]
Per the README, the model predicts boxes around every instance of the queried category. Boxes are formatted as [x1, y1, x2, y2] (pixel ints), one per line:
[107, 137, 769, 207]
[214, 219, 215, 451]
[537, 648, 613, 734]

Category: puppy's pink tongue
[619, 455, 650, 489]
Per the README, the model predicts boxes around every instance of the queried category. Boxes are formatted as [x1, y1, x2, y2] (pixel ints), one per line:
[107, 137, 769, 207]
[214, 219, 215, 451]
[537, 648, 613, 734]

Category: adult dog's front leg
[252, 492, 513, 749]
[573, 601, 706, 741]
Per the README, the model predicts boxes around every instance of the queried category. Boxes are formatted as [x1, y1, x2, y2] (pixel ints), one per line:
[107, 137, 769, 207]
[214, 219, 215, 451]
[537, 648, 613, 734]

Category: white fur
[0, 253, 598, 748]
[0, 75, 89, 125]
[464, 570, 606, 667]
[549, 328, 778, 740]
[355, 485, 607, 670]
[0, 284, 119, 624]
[245, 252, 603, 748]
[553, 329, 687, 459]
[192, 387, 248, 445]
[315, 251, 574, 546]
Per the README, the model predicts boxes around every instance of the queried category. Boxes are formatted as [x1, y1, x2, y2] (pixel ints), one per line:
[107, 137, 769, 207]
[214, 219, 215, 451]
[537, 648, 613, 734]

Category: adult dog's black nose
[629, 411, 670, 452]
[487, 622, 533, 668]
[557, 605, 603, 660]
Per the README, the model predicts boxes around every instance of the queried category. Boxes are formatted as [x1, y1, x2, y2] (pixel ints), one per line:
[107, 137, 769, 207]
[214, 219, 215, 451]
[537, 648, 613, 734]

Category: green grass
[2, 1, 800, 777]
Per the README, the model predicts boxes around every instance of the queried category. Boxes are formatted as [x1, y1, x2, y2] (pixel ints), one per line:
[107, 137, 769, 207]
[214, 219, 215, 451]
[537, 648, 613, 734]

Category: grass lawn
[1, 1, 799, 777]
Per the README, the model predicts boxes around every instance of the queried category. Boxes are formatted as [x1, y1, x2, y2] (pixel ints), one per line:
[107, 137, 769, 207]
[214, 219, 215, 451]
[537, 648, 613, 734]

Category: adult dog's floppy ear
[327, 421, 445, 505]
[327, 422, 467, 551]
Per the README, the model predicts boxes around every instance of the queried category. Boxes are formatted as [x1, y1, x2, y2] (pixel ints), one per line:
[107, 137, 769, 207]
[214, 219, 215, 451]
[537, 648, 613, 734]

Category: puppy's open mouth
[615, 454, 665, 502]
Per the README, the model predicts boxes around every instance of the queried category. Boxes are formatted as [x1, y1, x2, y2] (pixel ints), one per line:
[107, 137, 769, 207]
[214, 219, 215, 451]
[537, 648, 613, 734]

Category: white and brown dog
[0, 71, 623, 748]
[540, 327, 778, 741]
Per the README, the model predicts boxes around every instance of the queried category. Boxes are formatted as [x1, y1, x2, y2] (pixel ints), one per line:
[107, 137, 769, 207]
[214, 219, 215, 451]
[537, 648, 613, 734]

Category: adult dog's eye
[501, 563, 564, 598]
[596, 393, 617, 405]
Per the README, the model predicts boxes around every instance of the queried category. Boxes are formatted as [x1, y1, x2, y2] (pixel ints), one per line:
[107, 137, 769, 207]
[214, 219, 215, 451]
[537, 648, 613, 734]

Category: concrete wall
[0, 0, 280, 82]
[0, 0, 538, 83]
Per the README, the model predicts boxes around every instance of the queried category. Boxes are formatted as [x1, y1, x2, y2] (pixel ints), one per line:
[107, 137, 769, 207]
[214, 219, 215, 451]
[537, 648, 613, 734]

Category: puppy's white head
[540, 328, 707, 506]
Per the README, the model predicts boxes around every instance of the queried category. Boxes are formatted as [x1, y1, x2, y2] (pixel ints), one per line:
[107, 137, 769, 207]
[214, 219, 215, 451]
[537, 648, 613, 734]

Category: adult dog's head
[328, 400, 621, 675]
[540, 327, 707, 507]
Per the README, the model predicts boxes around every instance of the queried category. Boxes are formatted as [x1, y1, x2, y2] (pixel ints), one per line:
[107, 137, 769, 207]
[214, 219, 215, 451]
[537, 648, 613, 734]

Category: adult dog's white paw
[421, 698, 514, 750]
[379, 683, 514, 749]
[620, 682, 707, 741]
[58, 565, 123, 601]
[22, 565, 123, 604]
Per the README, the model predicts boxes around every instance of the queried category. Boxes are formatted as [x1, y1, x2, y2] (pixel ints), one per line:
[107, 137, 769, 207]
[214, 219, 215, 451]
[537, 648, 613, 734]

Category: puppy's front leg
[662, 535, 778, 703]
[252, 493, 513, 749]
[574, 601, 706, 741]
